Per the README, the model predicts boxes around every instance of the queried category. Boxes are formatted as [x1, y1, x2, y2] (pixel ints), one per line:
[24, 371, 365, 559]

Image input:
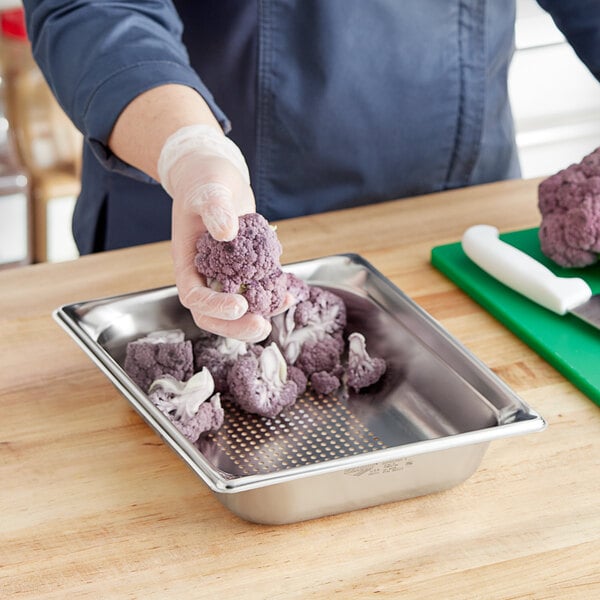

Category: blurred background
[0, 0, 599, 269]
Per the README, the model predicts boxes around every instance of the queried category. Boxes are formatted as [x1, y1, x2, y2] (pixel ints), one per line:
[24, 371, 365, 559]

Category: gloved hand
[157, 124, 271, 343]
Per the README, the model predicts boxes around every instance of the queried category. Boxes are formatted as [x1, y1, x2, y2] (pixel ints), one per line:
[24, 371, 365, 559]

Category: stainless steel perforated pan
[53, 254, 545, 524]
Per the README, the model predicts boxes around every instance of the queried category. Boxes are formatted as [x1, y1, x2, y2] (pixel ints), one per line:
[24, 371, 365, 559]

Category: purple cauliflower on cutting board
[538, 146, 600, 268]
[124, 329, 193, 393]
[194, 212, 288, 316]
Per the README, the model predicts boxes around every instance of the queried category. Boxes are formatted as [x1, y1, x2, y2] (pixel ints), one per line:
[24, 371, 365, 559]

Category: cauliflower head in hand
[195, 212, 288, 315]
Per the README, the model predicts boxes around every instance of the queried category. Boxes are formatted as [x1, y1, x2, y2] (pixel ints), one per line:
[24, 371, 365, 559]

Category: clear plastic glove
[157, 124, 271, 343]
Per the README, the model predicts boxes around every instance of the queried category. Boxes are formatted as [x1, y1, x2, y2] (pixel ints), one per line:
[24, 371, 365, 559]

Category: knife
[461, 224, 600, 331]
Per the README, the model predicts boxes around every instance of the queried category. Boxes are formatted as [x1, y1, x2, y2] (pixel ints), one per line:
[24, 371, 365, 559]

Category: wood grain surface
[1, 178, 598, 599]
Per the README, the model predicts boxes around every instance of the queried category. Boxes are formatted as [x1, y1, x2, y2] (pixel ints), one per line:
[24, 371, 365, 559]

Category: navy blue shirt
[23, 1, 600, 253]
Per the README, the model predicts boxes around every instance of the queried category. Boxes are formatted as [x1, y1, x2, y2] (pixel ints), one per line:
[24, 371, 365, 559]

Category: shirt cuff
[83, 60, 231, 182]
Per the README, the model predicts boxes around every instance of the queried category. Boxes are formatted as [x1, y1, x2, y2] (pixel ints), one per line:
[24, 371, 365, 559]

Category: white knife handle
[461, 225, 592, 315]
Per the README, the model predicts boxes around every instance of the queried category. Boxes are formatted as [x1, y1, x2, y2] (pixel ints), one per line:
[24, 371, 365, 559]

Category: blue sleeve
[22, 0, 230, 181]
[536, 0, 600, 82]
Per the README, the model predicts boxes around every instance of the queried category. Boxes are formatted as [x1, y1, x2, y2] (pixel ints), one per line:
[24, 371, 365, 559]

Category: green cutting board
[431, 227, 600, 407]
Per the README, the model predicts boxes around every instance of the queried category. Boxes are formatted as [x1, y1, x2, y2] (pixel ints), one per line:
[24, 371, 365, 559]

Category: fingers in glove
[172, 214, 248, 319]
[182, 285, 249, 321]
[184, 161, 255, 241]
[193, 182, 238, 241]
[158, 125, 255, 241]
[192, 311, 272, 344]
[160, 124, 262, 332]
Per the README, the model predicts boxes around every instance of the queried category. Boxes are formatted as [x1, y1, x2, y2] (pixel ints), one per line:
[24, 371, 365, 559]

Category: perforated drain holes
[205, 392, 387, 476]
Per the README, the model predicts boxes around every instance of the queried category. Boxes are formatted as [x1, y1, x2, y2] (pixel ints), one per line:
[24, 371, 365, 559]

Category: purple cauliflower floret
[269, 285, 347, 392]
[148, 369, 224, 442]
[346, 332, 386, 392]
[287, 365, 308, 395]
[292, 334, 345, 395]
[193, 346, 229, 392]
[310, 370, 341, 395]
[157, 395, 223, 442]
[227, 343, 298, 418]
[293, 286, 347, 333]
[124, 329, 193, 393]
[295, 334, 344, 377]
[285, 272, 311, 303]
[538, 147, 600, 268]
[269, 286, 347, 366]
[242, 272, 289, 317]
[194, 335, 248, 393]
[194, 213, 287, 315]
[581, 147, 600, 178]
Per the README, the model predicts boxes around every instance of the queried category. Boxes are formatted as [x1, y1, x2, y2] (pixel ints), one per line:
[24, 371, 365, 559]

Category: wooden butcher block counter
[1, 178, 598, 599]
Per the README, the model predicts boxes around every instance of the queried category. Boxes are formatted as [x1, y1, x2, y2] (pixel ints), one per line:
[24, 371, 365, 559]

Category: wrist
[157, 124, 250, 196]
[108, 84, 222, 180]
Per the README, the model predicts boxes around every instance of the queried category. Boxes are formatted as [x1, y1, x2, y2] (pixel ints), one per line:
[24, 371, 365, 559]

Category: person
[23, 1, 600, 342]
